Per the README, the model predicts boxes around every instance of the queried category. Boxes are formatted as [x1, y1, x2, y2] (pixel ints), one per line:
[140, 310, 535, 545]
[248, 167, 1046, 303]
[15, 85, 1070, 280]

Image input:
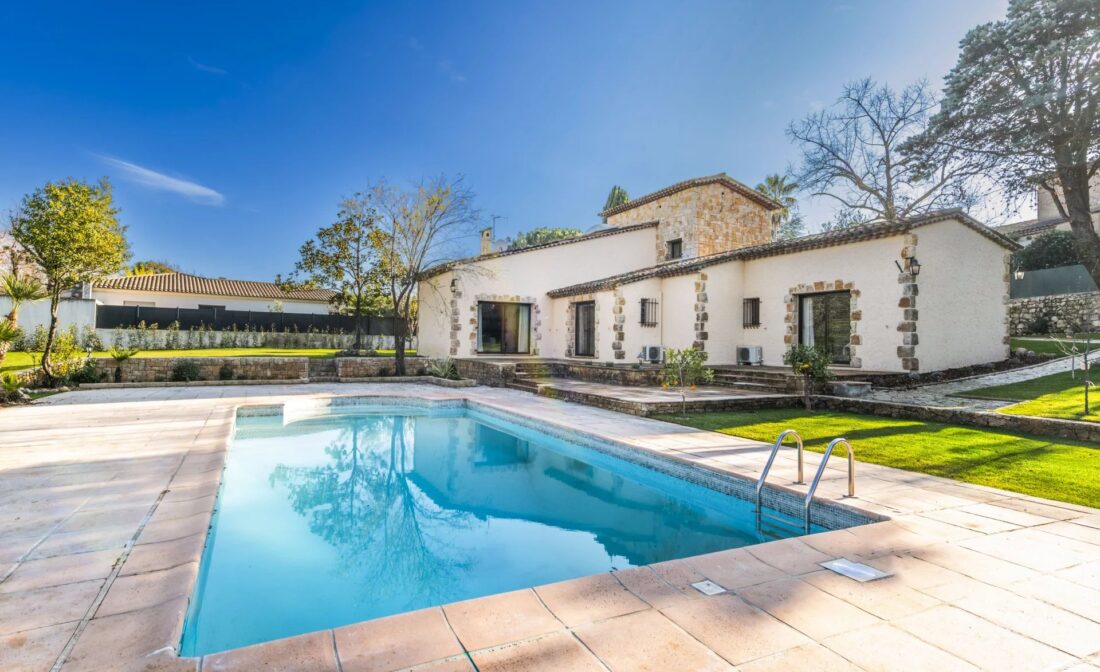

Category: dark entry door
[799, 291, 852, 364]
[574, 302, 595, 357]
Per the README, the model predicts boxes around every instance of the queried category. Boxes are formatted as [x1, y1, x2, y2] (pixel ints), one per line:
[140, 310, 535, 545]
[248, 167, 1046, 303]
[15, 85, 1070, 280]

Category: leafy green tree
[784, 345, 834, 410]
[603, 185, 629, 212]
[291, 195, 388, 350]
[505, 227, 583, 250]
[659, 348, 715, 417]
[756, 174, 805, 239]
[1013, 231, 1083, 271]
[125, 259, 178, 275]
[905, 0, 1100, 288]
[0, 273, 47, 366]
[820, 208, 871, 233]
[10, 179, 129, 380]
[372, 175, 480, 375]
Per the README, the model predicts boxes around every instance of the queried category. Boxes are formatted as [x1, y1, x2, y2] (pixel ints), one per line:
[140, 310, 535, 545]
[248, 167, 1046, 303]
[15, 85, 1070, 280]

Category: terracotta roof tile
[94, 273, 337, 302]
[418, 220, 659, 279]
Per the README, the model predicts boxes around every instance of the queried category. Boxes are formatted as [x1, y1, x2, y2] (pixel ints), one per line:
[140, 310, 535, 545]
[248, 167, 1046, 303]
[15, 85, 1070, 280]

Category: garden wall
[335, 357, 431, 378]
[1008, 292, 1100, 335]
[814, 396, 1100, 444]
[93, 357, 309, 383]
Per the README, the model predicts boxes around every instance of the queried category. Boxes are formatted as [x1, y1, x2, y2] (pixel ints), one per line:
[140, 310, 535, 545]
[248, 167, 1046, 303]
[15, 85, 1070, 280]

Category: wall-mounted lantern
[894, 257, 921, 276]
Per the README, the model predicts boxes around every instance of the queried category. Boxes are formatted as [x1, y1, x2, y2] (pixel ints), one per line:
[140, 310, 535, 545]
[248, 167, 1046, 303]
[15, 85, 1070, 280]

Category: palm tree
[0, 273, 47, 366]
[756, 174, 804, 240]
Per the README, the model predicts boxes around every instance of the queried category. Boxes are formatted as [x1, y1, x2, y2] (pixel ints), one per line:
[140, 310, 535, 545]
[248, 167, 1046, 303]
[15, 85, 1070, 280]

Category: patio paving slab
[2, 383, 1099, 670]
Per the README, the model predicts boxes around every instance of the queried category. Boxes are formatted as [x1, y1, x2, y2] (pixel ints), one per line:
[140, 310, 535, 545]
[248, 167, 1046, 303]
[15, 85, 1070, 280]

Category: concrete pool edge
[10, 383, 1099, 671]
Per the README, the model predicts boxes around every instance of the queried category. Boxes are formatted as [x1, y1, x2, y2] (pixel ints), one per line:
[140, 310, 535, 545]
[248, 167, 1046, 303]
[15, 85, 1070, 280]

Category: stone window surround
[565, 293, 600, 359]
[784, 280, 862, 368]
[693, 272, 709, 351]
[463, 293, 542, 357]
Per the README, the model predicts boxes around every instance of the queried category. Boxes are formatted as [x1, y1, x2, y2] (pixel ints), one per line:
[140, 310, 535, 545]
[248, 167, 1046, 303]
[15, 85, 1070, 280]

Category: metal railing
[801, 437, 855, 533]
[754, 429, 804, 515]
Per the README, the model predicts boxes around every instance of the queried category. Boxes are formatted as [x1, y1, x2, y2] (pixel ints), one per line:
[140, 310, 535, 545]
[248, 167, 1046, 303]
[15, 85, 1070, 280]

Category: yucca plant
[1, 371, 26, 402]
[0, 273, 47, 367]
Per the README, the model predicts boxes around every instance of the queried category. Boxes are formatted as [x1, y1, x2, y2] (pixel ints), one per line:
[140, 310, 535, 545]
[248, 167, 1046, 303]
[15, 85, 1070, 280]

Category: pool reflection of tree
[269, 415, 474, 608]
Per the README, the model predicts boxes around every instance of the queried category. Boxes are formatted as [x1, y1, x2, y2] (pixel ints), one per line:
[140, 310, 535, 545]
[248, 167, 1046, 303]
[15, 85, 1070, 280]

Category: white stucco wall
[912, 220, 1010, 370]
[0, 297, 96, 336]
[93, 289, 331, 314]
[417, 226, 658, 358]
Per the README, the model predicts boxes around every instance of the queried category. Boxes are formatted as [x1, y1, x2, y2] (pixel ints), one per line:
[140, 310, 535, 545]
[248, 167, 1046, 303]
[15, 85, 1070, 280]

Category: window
[798, 291, 852, 364]
[639, 298, 659, 327]
[667, 239, 683, 259]
[743, 298, 761, 328]
[477, 302, 531, 354]
[574, 301, 595, 357]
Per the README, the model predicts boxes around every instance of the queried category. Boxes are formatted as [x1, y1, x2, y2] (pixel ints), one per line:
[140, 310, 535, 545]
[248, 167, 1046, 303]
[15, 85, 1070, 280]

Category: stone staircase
[710, 367, 793, 394]
[307, 358, 339, 383]
[506, 361, 556, 393]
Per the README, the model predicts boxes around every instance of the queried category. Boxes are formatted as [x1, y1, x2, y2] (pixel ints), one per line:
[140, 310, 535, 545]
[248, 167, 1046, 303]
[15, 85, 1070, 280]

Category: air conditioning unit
[639, 345, 664, 364]
[737, 346, 763, 366]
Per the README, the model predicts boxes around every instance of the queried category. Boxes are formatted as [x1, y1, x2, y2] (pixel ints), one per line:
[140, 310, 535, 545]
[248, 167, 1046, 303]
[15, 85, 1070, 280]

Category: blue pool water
[181, 405, 820, 655]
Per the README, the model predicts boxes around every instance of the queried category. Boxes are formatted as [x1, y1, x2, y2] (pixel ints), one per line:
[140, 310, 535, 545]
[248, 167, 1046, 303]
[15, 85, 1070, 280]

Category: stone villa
[417, 174, 1019, 374]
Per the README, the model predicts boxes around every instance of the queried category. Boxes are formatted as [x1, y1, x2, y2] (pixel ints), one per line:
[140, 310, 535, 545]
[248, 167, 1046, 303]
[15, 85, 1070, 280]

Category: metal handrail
[754, 429, 804, 514]
[801, 437, 855, 533]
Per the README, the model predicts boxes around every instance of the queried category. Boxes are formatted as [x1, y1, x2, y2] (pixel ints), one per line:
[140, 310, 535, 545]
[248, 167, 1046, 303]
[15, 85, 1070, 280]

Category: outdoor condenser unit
[640, 345, 664, 363]
[737, 346, 763, 366]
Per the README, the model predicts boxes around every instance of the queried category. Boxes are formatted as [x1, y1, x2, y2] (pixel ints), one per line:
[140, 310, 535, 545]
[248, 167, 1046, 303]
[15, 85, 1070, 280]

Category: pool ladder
[755, 430, 855, 535]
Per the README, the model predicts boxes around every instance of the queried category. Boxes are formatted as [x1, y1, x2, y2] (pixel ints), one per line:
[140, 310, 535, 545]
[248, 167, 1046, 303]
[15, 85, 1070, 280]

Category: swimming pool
[181, 402, 837, 655]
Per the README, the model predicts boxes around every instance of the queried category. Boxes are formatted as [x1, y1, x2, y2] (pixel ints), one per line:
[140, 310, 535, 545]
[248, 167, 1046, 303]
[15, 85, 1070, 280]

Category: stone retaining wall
[1008, 292, 1100, 335]
[813, 395, 1100, 444]
[536, 386, 800, 417]
[95, 357, 310, 383]
[335, 357, 431, 378]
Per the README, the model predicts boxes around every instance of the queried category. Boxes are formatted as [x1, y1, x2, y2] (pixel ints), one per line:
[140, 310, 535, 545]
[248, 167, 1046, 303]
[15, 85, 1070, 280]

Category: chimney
[480, 227, 493, 255]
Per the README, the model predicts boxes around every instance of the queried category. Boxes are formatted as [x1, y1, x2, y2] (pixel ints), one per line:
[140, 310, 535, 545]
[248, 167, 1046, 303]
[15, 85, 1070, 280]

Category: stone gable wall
[605, 183, 773, 261]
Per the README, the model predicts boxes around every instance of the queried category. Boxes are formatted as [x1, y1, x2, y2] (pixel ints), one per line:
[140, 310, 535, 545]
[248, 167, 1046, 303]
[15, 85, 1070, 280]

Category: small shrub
[218, 362, 235, 380]
[660, 348, 715, 416]
[1028, 314, 1052, 335]
[784, 344, 834, 410]
[79, 325, 104, 351]
[427, 358, 460, 380]
[69, 361, 104, 385]
[170, 360, 202, 382]
[1, 372, 27, 402]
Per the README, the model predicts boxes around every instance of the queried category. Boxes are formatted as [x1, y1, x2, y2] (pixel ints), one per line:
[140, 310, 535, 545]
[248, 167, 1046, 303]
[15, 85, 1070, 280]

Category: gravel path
[864, 357, 1076, 411]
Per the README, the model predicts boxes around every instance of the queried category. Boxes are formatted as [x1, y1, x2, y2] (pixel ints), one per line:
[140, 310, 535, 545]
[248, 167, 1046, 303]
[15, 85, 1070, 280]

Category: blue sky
[0, 0, 1010, 280]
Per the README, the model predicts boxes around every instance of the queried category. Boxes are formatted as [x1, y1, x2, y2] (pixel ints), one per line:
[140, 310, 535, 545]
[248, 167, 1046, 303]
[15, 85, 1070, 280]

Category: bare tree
[371, 176, 480, 375]
[789, 79, 993, 226]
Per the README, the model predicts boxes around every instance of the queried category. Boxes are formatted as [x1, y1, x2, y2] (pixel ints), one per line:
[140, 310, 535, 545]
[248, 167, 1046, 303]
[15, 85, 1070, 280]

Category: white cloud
[188, 56, 228, 75]
[98, 155, 225, 206]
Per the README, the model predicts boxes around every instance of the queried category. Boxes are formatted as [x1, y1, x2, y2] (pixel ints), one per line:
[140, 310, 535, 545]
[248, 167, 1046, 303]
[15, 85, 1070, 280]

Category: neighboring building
[418, 173, 1019, 373]
[995, 175, 1100, 245]
[93, 272, 337, 314]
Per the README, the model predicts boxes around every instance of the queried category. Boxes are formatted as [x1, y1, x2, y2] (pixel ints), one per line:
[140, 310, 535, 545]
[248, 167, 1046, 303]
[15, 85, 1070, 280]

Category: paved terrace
[2, 384, 1100, 672]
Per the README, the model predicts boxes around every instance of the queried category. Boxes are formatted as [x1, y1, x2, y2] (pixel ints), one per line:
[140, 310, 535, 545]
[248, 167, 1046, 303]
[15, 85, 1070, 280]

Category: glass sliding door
[799, 291, 852, 364]
[574, 302, 595, 357]
[477, 302, 531, 354]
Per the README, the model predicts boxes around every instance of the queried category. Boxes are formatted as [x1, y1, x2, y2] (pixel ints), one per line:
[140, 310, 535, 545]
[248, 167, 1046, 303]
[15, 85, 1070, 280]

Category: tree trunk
[41, 291, 61, 383]
[1057, 164, 1100, 289]
[353, 306, 363, 351]
[393, 307, 407, 376]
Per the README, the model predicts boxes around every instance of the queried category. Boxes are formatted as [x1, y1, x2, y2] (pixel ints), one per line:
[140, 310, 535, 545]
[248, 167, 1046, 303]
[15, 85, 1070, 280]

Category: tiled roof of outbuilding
[548, 209, 1020, 298]
[418, 220, 659, 279]
[94, 273, 337, 302]
[598, 173, 784, 218]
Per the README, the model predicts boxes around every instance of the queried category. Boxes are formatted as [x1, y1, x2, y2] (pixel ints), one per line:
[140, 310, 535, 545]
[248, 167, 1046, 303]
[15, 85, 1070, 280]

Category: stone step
[505, 382, 539, 393]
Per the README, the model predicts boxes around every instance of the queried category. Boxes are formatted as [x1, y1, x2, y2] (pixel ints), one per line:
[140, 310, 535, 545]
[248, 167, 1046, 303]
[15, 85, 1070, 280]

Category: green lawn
[1011, 335, 1099, 356]
[1, 348, 417, 373]
[958, 369, 1098, 423]
[656, 408, 1100, 508]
